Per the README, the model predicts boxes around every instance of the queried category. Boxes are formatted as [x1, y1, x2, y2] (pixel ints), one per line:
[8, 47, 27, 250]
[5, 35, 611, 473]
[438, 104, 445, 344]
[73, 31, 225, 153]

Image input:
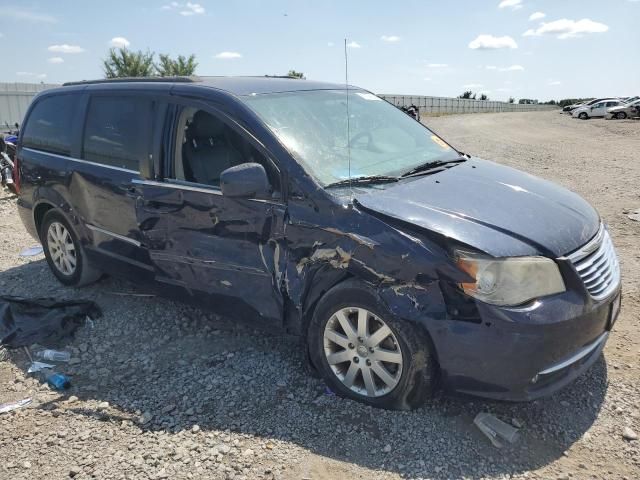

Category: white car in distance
[572, 99, 624, 119]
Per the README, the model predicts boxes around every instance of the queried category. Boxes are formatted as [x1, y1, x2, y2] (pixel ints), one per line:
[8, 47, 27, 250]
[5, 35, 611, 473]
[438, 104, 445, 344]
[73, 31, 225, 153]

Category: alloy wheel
[323, 307, 403, 397]
[46, 221, 77, 275]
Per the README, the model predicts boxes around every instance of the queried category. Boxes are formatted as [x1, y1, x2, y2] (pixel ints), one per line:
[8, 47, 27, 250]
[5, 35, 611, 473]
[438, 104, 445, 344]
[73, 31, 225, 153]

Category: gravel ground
[0, 111, 638, 480]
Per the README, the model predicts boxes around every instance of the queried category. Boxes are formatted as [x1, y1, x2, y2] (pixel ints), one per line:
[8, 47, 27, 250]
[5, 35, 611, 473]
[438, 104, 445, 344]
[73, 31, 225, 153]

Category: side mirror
[220, 163, 269, 198]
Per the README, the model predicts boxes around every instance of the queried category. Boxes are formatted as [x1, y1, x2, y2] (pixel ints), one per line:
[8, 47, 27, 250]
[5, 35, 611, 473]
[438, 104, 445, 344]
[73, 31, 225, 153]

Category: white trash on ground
[474, 412, 520, 448]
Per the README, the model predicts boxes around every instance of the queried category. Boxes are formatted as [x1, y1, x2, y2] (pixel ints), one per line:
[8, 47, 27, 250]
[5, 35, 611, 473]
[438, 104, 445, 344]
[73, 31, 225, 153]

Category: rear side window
[22, 95, 79, 156]
[82, 96, 152, 171]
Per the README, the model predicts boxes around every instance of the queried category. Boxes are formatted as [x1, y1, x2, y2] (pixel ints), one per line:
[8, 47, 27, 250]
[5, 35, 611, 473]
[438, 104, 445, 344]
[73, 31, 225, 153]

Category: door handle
[142, 200, 182, 214]
[122, 183, 138, 197]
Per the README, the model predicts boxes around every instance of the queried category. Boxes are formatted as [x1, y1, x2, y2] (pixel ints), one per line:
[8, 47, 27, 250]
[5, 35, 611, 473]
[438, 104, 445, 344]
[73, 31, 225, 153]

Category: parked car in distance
[572, 99, 624, 119]
[563, 98, 615, 113]
[563, 101, 587, 113]
[621, 96, 640, 104]
[606, 99, 640, 119]
[15, 77, 622, 409]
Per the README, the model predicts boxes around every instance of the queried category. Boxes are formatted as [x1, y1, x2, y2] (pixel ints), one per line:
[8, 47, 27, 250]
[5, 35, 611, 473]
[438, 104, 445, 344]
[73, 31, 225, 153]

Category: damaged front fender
[281, 198, 464, 335]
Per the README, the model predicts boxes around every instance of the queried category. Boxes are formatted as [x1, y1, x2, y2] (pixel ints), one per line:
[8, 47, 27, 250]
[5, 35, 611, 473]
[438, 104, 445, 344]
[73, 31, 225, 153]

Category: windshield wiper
[325, 175, 399, 188]
[400, 156, 467, 178]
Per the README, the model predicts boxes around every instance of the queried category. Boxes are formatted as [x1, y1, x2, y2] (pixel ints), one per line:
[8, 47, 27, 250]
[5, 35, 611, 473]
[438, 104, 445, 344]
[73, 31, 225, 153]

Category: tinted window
[83, 96, 152, 171]
[22, 94, 79, 156]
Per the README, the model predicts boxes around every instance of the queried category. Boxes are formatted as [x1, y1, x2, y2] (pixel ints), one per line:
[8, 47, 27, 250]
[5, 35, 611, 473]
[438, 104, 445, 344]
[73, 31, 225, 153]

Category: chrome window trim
[131, 179, 283, 205]
[132, 178, 222, 195]
[22, 147, 139, 174]
[538, 332, 608, 376]
[86, 224, 142, 247]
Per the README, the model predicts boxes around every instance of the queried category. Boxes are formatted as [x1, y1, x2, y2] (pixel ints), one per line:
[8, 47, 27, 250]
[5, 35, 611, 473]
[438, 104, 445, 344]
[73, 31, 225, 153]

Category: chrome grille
[567, 224, 620, 300]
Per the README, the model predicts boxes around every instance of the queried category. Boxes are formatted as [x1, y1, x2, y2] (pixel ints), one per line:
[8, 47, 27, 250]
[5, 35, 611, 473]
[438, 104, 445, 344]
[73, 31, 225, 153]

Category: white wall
[0, 83, 59, 127]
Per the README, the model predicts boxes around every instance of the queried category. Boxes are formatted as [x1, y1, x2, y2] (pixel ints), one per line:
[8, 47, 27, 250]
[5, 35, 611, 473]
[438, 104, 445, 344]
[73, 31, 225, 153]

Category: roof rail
[62, 76, 199, 87]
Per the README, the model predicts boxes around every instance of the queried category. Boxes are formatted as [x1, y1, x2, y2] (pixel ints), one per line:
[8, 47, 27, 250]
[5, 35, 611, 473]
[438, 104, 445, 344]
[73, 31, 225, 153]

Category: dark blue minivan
[15, 77, 621, 409]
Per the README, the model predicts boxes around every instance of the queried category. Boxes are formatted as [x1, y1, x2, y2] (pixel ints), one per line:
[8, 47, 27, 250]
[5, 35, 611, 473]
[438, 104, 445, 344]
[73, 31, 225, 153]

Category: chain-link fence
[379, 94, 558, 115]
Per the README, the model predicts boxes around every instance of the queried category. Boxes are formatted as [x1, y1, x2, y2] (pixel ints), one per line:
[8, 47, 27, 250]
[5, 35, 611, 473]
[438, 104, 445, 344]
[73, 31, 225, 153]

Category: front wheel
[307, 279, 436, 410]
[578, 112, 588, 120]
[616, 112, 627, 119]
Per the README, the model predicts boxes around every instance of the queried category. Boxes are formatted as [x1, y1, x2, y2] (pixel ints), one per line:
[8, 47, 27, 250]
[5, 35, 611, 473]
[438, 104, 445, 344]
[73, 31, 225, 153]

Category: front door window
[172, 107, 280, 195]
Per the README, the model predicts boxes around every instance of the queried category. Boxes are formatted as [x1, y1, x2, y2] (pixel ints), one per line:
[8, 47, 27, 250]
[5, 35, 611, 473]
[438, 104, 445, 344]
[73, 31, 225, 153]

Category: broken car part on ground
[13, 76, 621, 409]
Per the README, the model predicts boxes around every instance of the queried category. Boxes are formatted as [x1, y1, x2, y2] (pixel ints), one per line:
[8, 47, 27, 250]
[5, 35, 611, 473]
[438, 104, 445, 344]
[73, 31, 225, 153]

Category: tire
[616, 112, 627, 119]
[578, 112, 588, 120]
[40, 210, 102, 287]
[307, 279, 436, 410]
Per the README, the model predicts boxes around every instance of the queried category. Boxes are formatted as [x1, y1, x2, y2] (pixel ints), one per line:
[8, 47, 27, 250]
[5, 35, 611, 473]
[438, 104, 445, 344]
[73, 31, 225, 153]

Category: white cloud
[464, 83, 484, 89]
[548, 80, 562, 86]
[0, 33, 3, 38]
[327, 42, 334, 47]
[48, 44, 85, 54]
[5, 9, 57, 23]
[109, 37, 130, 48]
[423, 77, 432, 81]
[215, 51, 242, 59]
[380, 35, 400, 43]
[427, 63, 448, 68]
[498, 0, 523, 10]
[469, 34, 518, 49]
[346, 41, 361, 48]
[523, 18, 609, 39]
[47, 57, 64, 64]
[180, 2, 205, 16]
[500, 64, 524, 71]
[529, 12, 545, 21]
[487, 64, 524, 71]
[162, 2, 205, 16]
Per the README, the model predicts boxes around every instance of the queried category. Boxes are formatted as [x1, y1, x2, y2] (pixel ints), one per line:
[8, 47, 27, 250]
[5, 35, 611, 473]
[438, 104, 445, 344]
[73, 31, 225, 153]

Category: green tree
[156, 54, 198, 76]
[103, 48, 155, 78]
[287, 69, 305, 79]
[508, 97, 515, 104]
[479, 93, 488, 101]
[459, 90, 473, 99]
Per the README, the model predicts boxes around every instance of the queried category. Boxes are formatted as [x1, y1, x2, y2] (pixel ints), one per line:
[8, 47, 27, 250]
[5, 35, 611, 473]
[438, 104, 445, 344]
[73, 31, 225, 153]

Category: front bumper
[431, 288, 621, 401]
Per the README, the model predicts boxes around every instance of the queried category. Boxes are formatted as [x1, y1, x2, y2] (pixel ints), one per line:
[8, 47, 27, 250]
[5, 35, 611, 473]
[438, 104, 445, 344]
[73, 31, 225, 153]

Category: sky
[2, 0, 639, 101]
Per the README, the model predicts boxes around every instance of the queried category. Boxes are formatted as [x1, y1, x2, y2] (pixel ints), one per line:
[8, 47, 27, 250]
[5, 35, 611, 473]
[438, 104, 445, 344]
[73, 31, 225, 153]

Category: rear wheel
[308, 279, 436, 410]
[41, 210, 102, 287]
[578, 112, 588, 120]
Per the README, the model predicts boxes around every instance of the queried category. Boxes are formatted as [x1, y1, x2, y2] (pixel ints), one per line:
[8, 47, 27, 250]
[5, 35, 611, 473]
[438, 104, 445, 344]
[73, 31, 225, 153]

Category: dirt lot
[1, 111, 638, 480]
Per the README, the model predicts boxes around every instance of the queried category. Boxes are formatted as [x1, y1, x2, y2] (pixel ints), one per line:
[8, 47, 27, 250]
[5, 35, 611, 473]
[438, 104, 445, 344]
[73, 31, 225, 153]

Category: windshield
[242, 90, 457, 186]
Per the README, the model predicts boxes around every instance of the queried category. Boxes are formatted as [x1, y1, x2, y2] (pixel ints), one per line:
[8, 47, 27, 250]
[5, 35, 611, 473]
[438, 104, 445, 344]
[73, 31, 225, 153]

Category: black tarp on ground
[0, 296, 101, 348]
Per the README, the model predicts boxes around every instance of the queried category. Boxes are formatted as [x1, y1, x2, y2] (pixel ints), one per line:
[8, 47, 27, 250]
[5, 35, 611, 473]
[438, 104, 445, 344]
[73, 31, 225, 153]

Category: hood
[354, 158, 600, 257]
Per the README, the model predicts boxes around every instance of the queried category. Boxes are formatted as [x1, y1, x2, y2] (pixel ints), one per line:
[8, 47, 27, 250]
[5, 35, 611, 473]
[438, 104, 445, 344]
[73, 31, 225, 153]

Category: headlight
[454, 250, 565, 306]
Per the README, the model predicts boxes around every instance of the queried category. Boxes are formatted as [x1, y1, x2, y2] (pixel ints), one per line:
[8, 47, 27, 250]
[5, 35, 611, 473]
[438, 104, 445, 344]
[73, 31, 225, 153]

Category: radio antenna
[344, 38, 352, 194]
